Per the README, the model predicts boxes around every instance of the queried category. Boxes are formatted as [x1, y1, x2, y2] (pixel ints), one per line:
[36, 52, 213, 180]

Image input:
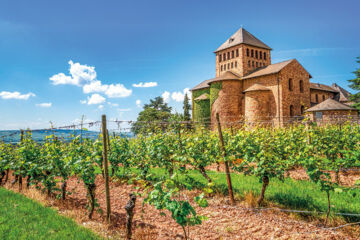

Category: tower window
[231, 51, 234, 58]
[228, 63, 230, 69]
[236, 49, 239, 57]
[315, 94, 319, 103]
[219, 54, 222, 62]
[256, 62, 258, 67]
[221, 65, 223, 71]
[259, 51, 262, 59]
[251, 49, 254, 57]
[252, 61, 254, 67]
[289, 78, 293, 91]
[248, 60, 250, 67]
[301, 105, 305, 115]
[299, 80, 304, 93]
[227, 52, 230, 60]
[224, 64, 226, 70]
[264, 52, 267, 60]
[290, 105, 294, 117]
[246, 48, 249, 57]
[231, 62, 233, 68]
[235, 61, 237, 68]
[223, 53, 226, 61]
[255, 50, 258, 59]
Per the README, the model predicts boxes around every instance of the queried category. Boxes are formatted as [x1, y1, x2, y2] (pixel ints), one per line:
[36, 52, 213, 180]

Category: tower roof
[215, 27, 272, 52]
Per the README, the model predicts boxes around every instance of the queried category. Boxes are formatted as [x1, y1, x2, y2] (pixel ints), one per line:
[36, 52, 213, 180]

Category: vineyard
[2, 116, 360, 239]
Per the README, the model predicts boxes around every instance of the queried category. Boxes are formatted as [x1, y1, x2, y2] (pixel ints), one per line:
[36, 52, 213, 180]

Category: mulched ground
[4, 172, 359, 240]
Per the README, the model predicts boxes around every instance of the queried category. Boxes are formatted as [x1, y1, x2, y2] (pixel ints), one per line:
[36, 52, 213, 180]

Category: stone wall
[244, 90, 275, 123]
[310, 89, 336, 104]
[308, 110, 358, 123]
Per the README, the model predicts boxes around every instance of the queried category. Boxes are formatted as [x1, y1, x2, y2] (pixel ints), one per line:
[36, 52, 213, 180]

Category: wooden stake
[101, 115, 111, 223]
[216, 113, 235, 205]
[19, 129, 24, 191]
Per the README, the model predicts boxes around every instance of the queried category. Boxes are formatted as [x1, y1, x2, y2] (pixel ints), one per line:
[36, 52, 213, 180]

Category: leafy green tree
[348, 56, 360, 109]
[132, 96, 172, 134]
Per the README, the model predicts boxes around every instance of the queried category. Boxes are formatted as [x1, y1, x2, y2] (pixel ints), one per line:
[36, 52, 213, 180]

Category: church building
[190, 28, 355, 125]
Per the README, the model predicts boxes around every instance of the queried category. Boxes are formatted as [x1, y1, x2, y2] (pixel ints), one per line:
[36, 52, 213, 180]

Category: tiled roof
[242, 59, 294, 79]
[190, 71, 241, 91]
[194, 93, 209, 101]
[310, 83, 338, 93]
[331, 83, 352, 102]
[243, 84, 270, 92]
[215, 27, 271, 52]
[306, 98, 357, 112]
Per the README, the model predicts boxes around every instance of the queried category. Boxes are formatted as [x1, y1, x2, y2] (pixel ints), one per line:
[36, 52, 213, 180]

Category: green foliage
[348, 56, 360, 109]
[183, 93, 191, 121]
[192, 88, 210, 123]
[210, 81, 222, 107]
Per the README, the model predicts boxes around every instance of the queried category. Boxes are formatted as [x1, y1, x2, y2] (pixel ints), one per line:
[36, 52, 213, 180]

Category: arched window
[322, 95, 325, 101]
[289, 78, 293, 91]
[301, 105, 305, 115]
[227, 52, 230, 59]
[224, 64, 226, 70]
[299, 80, 304, 93]
[223, 53, 226, 61]
[251, 49, 254, 57]
[259, 51, 262, 59]
[221, 65, 223, 71]
[290, 105, 294, 117]
[255, 50, 258, 59]
[236, 49, 239, 57]
[227, 63, 230, 69]
[246, 48, 249, 57]
[231, 51, 234, 58]
[252, 61, 254, 67]
[231, 62, 233, 68]
[248, 60, 250, 67]
[256, 62, 258, 67]
[315, 94, 319, 103]
[235, 61, 237, 68]
[219, 54, 222, 62]
[264, 52, 267, 60]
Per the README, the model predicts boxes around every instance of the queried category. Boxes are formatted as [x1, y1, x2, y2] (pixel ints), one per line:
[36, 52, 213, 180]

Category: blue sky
[0, 0, 359, 130]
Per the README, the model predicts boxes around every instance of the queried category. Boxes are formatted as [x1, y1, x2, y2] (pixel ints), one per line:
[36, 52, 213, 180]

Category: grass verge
[0, 187, 101, 240]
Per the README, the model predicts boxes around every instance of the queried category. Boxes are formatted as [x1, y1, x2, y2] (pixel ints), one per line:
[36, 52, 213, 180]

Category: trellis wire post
[216, 113, 235, 205]
[101, 115, 111, 223]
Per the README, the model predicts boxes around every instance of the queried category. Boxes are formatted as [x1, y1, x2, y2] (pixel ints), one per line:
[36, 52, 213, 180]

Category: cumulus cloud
[104, 84, 132, 98]
[162, 91, 170, 103]
[132, 82, 158, 88]
[136, 99, 141, 108]
[0, 91, 35, 100]
[83, 80, 108, 94]
[87, 94, 106, 105]
[98, 105, 104, 110]
[50, 60, 96, 86]
[170, 88, 191, 102]
[36, 102, 52, 108]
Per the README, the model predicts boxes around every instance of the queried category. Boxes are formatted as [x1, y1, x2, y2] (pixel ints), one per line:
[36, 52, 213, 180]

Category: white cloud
[136, 99, 141, 108]
[98, 104, 104, 110]
[162, 91, 170, 103]
[105, 84, 132, 98]
[132, 82, 158, 88]
[87, 94, 106, 105]
[50, 60, 96, 86]
[108, 102, 119, 107]
[83, 80, 108, 94]
[0, 91, 35, 100]
[170, 88, 192, 102]
[80, 100, 87, 104]
[36, 102, 52, 108]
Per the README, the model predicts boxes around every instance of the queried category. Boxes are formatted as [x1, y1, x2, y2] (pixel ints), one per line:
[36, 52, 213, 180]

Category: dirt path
[3, 174, 358, 239]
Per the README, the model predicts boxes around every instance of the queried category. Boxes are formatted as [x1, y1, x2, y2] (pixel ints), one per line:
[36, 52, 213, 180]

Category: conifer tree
[183, 93, 191, 121]
[348, 57, 360, 109]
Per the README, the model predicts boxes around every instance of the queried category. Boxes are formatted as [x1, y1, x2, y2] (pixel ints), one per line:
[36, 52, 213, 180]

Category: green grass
[119, 167, 360, 222]
[0, 188, 101, 240]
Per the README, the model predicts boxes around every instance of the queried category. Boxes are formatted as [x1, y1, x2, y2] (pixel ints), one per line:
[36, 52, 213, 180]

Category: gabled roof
[190, 71, 241, 91]
[243, 84, 270, 93]
[215, 27, 271, 52]
[242, 59, 294, 80]
[310, 83, 338, 93]
[332, 83, 352, 102]
[190, 79, 212, 91]
[194, 93, 209, 101]
[306, 98, 357, 112]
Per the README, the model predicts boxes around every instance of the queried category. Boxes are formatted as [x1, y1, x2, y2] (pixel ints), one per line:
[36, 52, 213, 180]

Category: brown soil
[3, 173, 359, 240]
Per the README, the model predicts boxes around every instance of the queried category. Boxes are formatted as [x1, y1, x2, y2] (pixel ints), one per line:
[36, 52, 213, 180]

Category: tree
[132, 96, 172, 134]
[183, 93, 191, 121]
[348, 57, 360, 109]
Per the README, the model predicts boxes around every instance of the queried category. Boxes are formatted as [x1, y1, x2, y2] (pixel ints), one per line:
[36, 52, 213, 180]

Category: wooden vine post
[125, 193, 137, 240]
[18, 129, 24, 191]
[216, 113, 235, 205]
[101, 115, 111, 223]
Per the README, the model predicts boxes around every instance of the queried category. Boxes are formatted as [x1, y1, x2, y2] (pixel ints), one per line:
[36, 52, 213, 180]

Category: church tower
[214, 28, 272, 77]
